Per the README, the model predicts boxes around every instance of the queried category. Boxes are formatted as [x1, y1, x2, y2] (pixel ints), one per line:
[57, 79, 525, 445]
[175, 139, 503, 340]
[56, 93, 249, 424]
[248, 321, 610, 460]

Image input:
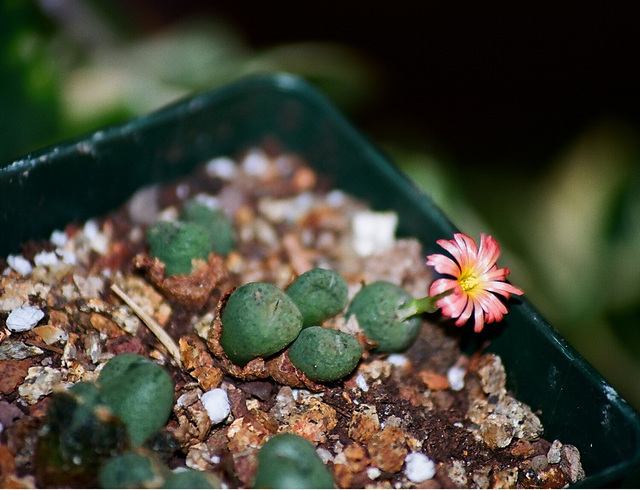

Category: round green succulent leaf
[162, 468, 220, 489]
[252, 433, 335, 489]
[288, 326, 363, 382]
[98, 354, 175, 446]
[180, 200, 235, 255]
[346, 280, 422, 353]
[36, 382, 128, 486]
[98, 451, 162, 489]
[146, 220, 211, 275]
[285, 268, 348, 328]
[220, 282, 303, 366]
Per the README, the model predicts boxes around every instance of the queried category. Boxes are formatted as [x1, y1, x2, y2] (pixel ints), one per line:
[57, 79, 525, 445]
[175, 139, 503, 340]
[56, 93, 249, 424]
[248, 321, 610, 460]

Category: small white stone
[50, 230, 68, 247]
[205, 156, 238, 180]
[387, 354, 409, 367]
[200, 388, 231, 425]
[325, 189, 347, 207]
[176, 183, 190, 200]
[193, 193, 219, 209]
[447, 365, 466, 391]
[547, 439, 563, 464]
[83, 220, 109, 254]
[352, 211, 398, 257]
[34, 251, 59, 267]
[7, 255, 32, 275]
[404, 452, 436, 483]
[176, 393, 191, 407]
[6, 306, 45, 332]
[316, 447, 333, 464]
[18, 366, 61, 404]
[241, 149, 270, 176]
[57, 249, 77, 265]
[355, 374, 369, 392]
[367, 467, 382, 480]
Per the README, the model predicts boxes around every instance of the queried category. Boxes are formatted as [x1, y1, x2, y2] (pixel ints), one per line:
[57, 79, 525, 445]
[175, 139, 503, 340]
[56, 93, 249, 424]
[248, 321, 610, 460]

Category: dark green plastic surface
[1, 74, 639, 487]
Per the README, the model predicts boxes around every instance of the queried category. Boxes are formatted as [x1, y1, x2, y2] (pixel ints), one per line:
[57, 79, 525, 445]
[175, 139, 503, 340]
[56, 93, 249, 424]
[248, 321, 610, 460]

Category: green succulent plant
[288, 326, 363, 382]
[220, 282, 303, 366]
[98, 450, 164, 489]
[162, 468, 220, 489]
[146, 220, 211, 275]
[180, 199, 235, 256]
[285, 268, 349, 328]
[346, 280, 422, 353]
[252, 433, 335, 489]
[98, 353, 175, 446]
[36, 382, 128, 487]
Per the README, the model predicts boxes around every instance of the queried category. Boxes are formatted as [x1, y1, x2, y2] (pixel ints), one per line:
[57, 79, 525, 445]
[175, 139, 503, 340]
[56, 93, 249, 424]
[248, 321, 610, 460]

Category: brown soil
[0, 146, 584, 488]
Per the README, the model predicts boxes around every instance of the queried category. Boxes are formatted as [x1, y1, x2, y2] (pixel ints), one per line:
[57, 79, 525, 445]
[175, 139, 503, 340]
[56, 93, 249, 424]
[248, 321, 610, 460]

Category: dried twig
[110, 283, 182, 367]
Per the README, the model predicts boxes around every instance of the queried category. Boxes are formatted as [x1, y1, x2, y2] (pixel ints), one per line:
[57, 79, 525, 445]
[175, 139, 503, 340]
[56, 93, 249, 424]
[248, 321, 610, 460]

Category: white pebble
[404, 452, 436, 483]
[205, 156, 238, 180]
[6, 306, 45, 332]
[387, 354, 409, 367]
[367, 467, 382, 480]
[34, 251, 59, 267]
[241, 149, 270, 176]
[547, 439, 563, 464]
[200, 388, 231, 424]
[351, 211, 398, 256]
[175, 183, 190, 200]
[193, 193, 219, 209]
[7, 255, 32, 275]
[325, 189, 347, 207]
[57, 249, 77, 265]
[50, 230, 68, 247]
[316, 447, 333, 464]
[355, 374, 369, 392]
[83, 220, 109, 254]
[447, 365, 466, 391]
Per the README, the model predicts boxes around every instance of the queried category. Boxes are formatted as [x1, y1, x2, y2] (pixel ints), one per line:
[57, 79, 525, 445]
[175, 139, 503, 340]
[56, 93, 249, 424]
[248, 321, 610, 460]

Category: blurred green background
[2, 1, 640, 413]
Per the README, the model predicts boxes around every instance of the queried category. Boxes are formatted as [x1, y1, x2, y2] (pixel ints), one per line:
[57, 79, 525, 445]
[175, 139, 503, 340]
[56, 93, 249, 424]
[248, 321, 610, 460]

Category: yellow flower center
[459, 273, 479, 292]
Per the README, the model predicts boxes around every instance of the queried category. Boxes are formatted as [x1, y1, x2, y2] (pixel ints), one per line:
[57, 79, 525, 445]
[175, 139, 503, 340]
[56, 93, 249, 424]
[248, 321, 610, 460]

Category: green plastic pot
[2, 74, 639, 487]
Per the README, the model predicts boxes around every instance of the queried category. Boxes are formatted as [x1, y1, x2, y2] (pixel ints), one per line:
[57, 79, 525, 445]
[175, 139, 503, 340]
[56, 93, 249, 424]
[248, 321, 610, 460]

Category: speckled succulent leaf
[97, 354, 175, 446]
[35, 382, 128, 487]
[180, 199, 235, 256]
[162, 468, 221, 489]
[146, 220, 211, 275]
[98, 451, 163, 489]
[252, 433, 336, 488]
[285, 268, 349, 328]
[219, 282, 303, 366]
[346, 280, 421, 353]
[288, 326, 363, 382]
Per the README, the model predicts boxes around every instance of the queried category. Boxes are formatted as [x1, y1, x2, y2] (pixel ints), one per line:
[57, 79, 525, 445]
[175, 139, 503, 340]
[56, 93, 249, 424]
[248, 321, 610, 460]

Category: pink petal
[473, 304, 486, 332]
[483, 280, 524, 299]
[453, 233, 478, 271]
[475, 292, 508, 323]
[475, 234, 501, 274]
[429, 278, 460, 297]
[426, 253, 461, 277]
[453, 297, 475, 327]
[436, 290, 468, 319]
[435, 238, 466, 266]
[483, 266, 509, 283]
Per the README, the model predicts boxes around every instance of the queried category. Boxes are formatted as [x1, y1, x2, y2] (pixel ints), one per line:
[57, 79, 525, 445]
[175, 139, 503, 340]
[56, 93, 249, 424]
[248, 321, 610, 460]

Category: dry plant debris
[0, 146, 585, 488]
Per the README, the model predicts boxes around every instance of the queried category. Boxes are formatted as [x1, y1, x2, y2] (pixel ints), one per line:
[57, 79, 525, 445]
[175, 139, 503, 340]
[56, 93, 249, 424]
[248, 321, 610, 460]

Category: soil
[0, 145, 584, 488]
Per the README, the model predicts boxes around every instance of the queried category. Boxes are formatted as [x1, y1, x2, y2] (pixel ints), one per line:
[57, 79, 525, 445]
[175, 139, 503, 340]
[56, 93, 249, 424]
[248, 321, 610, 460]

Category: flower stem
[396, 289, 454, 322]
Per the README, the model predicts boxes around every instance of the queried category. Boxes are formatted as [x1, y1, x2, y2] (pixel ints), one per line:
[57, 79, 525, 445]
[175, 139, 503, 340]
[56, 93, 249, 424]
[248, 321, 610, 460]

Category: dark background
[118, 1, 640, 173]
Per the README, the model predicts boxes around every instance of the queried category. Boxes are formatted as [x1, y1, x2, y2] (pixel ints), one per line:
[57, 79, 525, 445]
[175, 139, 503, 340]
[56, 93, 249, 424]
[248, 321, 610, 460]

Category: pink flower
[426, 233, 524, 333]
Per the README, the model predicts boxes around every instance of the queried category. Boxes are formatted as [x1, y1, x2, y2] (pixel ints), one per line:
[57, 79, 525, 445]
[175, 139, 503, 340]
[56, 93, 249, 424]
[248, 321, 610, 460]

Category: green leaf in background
[0, 0, 60, 163]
